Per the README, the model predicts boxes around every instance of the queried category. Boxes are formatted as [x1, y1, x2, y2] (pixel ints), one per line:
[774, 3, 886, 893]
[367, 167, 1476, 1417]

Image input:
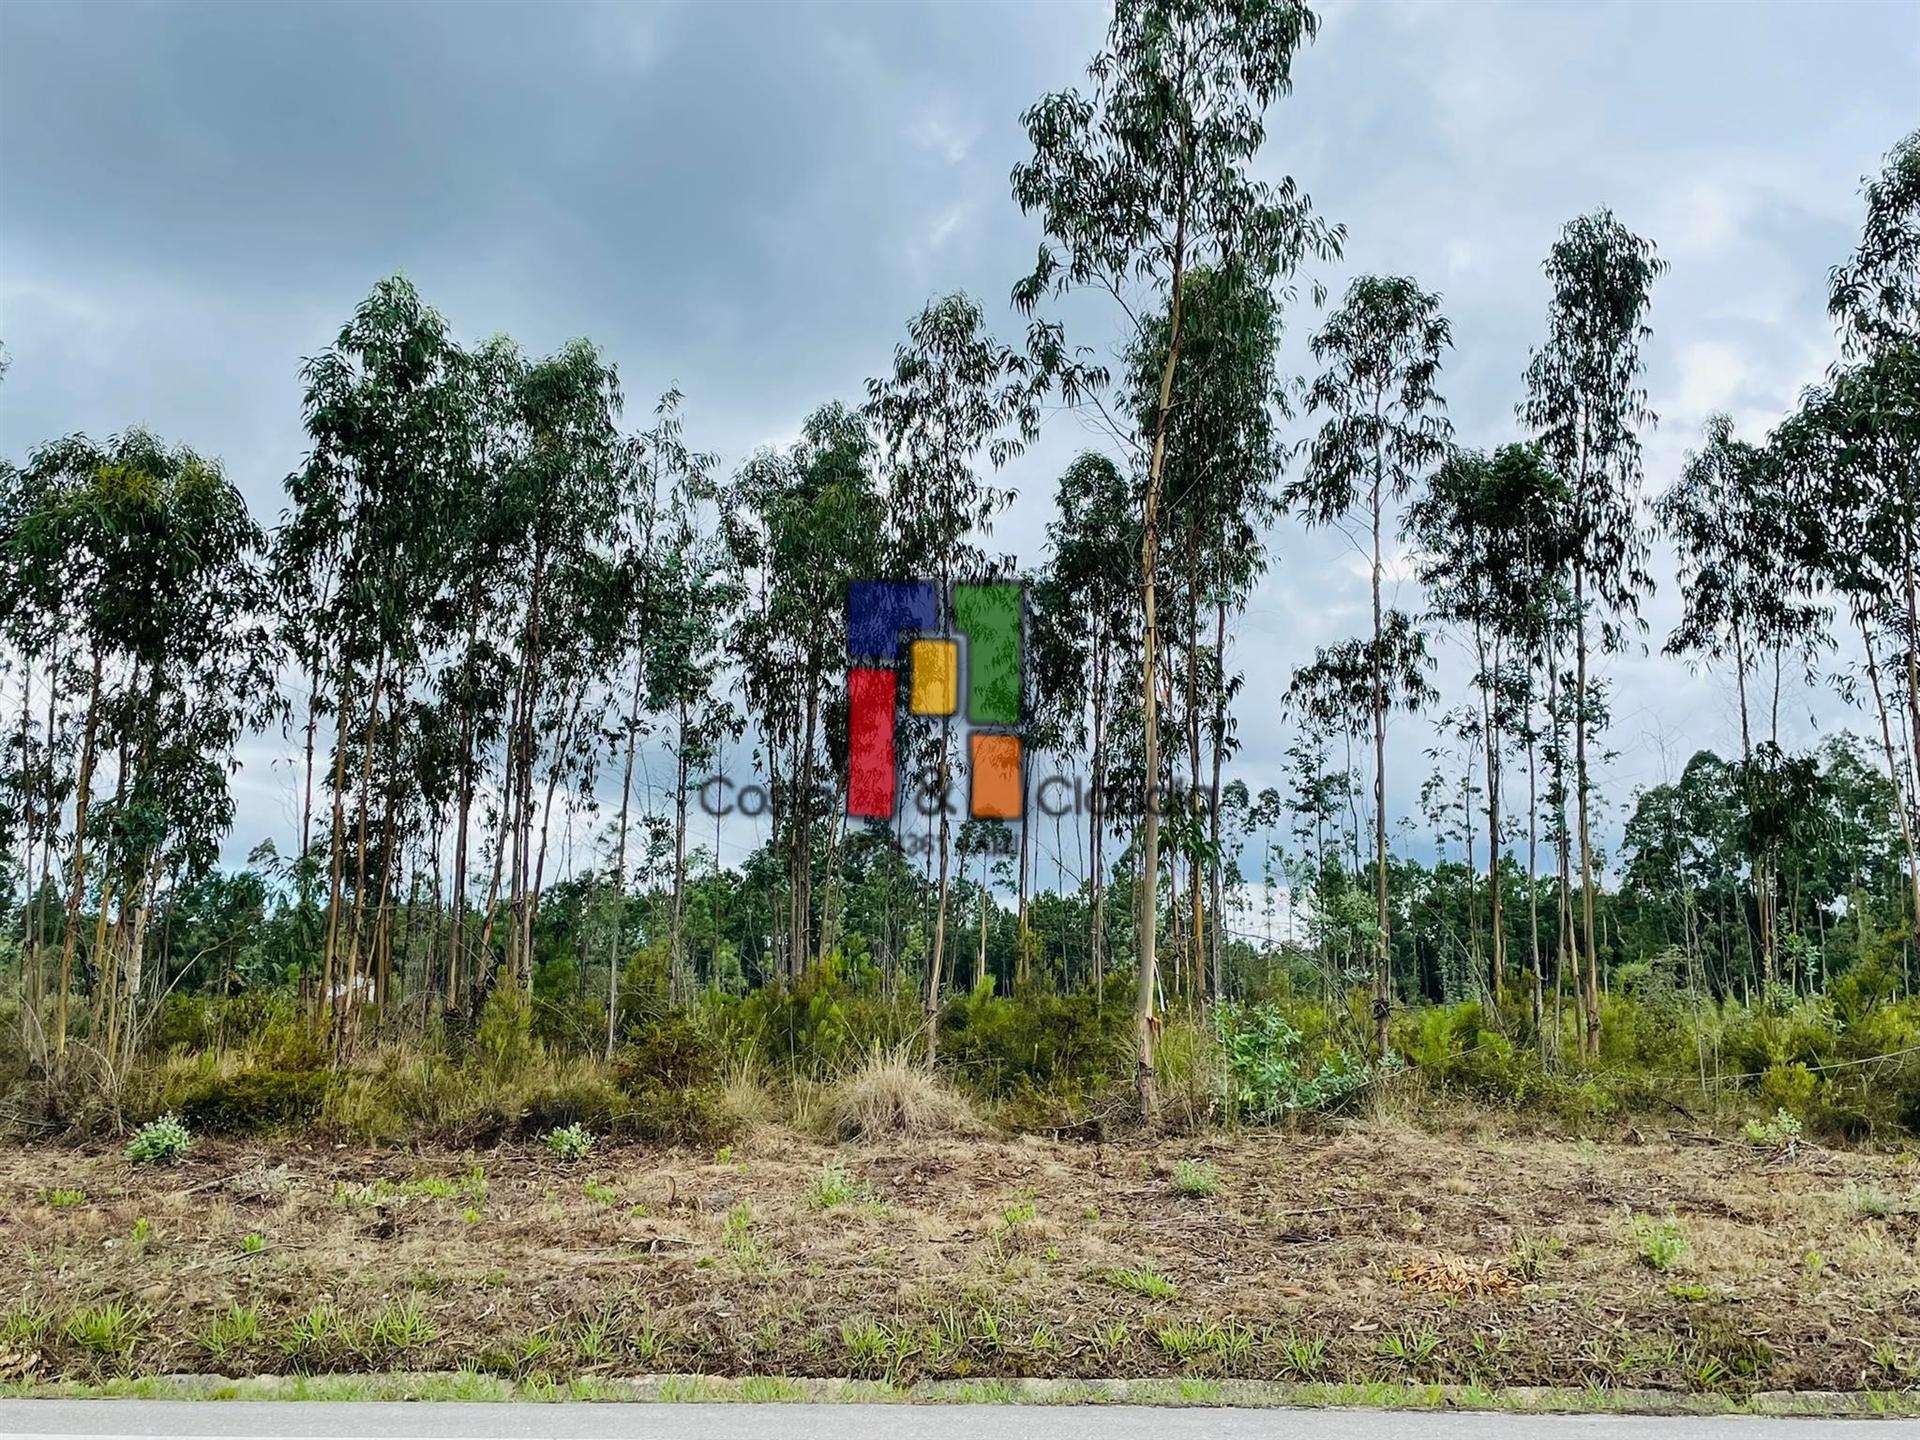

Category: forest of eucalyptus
[4, 2, 1920, 1138]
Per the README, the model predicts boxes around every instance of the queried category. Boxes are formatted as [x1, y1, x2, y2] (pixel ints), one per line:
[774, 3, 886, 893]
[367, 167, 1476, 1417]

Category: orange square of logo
[970, 733, 1022, 819]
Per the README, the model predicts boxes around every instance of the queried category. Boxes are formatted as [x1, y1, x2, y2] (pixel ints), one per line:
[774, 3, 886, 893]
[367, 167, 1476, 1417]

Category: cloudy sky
[3, 0, 1917, 884]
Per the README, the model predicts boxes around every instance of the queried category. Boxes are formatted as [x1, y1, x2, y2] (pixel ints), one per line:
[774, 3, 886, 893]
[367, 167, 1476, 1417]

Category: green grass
[806, 1162, 872, 1210]
[64, 1301, 148, 1357]
[1103, 1265, 1179, 1301]
[2, 1371, 1919, 1416]
[41, 1187, 86, 1209]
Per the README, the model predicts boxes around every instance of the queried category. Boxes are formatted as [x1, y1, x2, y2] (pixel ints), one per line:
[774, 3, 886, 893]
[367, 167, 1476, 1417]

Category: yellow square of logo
[909, 638, 958, 715]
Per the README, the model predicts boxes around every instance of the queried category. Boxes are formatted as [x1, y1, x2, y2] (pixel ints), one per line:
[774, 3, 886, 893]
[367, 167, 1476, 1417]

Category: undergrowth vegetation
[9, 937, 1920, 1149]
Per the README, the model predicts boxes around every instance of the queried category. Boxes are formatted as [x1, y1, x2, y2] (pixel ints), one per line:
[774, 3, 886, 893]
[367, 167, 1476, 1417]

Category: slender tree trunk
[606, 658, 643, 1057]
[52, 649, 104, 1061]
[1134, 217, 1188, 1126]
[1572, 567, 1600, 1058]
[1369, 469, 1391, 1057]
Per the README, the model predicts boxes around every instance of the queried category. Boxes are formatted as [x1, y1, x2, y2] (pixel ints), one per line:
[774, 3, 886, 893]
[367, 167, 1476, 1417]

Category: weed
[282, 1303, 356, 1366]
[462, 1207, 482, 1225]
[1171, 1159, 1218, 1198]
[126, 1114, 191, 1165]
[240, 1232, 266, 1254]
[1845, 1180, 1896, 1219]
[128, 1217, 151, 1245]
[806, 1162, 872, 1210]
[543, 1123, 597, 1162]
[1269, 1333, 1321, 1380]
[582, 1180, 618, 1207]
[1667, 1283, 1712, 1302]
[1103, 1266, 1179, 1301]
[199, 1302, 261, 1359]
[65, 1301, 148, 1357]
[42, 1187, 86, 1209]
[1745, 1108, 1803, 1146]
[1000, 1200, 1037, 1228]
[840, 1318, 888, 1372]
[1378, 1328, 1443, 1371]
[1509, 1230, 1564, 1281]
[571, 1312, 614, 1366]
[365, 1297, 437, 1352]
[1, 1302, 50, 1344]
[1630, 1214, 1691, 1271]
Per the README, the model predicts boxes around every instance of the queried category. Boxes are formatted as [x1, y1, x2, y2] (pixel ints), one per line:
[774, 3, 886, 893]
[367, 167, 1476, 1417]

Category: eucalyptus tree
[1286, 620, 1437, 1047]
[1778, 354, 1920, 932]
[645, 474, 742, 1008]
[1409, 443, 1566, 1009]
[1829, 130, 1920, 357]
[866, 293, 1043, 1053]
[1034, 452, 1139, 995]
[724, 403, 885, 981]
[9, 430, 276, 1064]
[1291, 274, 1452, 1054]
[1128, 262, 1286, 1001]
[604, 391, 709, 1048]
[481, 340, 627, 994]
[1519, 211, 1664, 1056]
[283, 277, 471, 1052]
[1657, 416, 1829, 987]
[1010, 0, 1340, 1122]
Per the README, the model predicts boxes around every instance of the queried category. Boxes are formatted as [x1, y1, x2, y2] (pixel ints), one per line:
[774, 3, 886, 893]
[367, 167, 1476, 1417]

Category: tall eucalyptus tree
[1011, 0, 1339, 1122]
[1520, 211, 1663, 1056]
[1291, 274, 1452, 1054]
[866, 293, 1041, 1055]
[1658, 416, 1829, 987]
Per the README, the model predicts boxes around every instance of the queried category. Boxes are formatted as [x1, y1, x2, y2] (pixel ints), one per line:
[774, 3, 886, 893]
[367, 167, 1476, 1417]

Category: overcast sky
[3, 0, 1917, 886]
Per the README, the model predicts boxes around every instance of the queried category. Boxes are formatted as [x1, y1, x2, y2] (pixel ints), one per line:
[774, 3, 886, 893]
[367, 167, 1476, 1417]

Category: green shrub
[1217, 1001, 1388, 1120]
[1171, 1159, 1219, 1198]
[1744, 1108, 1803, 1146]
[542, 1123, 596, 1162]
[177, 1067, 334, 1134]
[939, 980, 1132, 1100]
[1631, 1214, 1691, 1271]
[126, 1114, 191, 1165]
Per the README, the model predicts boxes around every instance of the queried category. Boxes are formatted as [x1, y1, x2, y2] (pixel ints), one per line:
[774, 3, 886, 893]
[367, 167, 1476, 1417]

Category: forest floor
[2, 1119, 1918, 1403]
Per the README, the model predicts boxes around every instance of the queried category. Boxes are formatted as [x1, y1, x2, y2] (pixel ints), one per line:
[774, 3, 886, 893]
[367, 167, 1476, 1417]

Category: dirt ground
[2, 1119, 1917, 1396]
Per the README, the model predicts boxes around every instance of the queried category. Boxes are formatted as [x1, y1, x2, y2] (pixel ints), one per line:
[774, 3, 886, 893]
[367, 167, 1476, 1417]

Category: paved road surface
[1, 1402, 1914, 1439]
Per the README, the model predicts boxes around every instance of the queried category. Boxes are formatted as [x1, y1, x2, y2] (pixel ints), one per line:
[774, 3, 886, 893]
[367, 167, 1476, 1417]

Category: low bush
[126, 1114, 191, 1165]
[543, 1122, 597, 1162]
[176, 1067, 335, 1134]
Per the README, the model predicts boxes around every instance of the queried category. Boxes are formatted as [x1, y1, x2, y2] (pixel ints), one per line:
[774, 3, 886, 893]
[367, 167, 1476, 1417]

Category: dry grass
[3, 1120, 1918, 1393]
[829, 1045, 977, 1141]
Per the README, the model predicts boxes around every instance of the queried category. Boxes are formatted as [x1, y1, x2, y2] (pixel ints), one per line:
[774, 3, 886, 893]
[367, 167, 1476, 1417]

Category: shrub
[830, 1044, 977, 1140]
[127, 1114, 191, 1165]
[1217, 1001, 1388, 1120]
[543, 1123, 597, 1162]
[1631, 1215, 1691, 1271]
[939, 981, 1132, 1100]
[1844, 1180, 1896, 1219]
[1744, 1108, 1803, 1146]
[177, 1067, 334, 1134]
[1171, 1159, 1219, 1198]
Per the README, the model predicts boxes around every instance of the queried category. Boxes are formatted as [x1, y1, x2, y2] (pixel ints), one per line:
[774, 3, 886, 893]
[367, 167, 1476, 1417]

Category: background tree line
[2, 2, 1918, 1126]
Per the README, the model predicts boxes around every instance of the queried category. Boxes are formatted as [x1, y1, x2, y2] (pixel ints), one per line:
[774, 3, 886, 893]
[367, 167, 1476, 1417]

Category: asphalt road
[1, 1403, 1914, 1439]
